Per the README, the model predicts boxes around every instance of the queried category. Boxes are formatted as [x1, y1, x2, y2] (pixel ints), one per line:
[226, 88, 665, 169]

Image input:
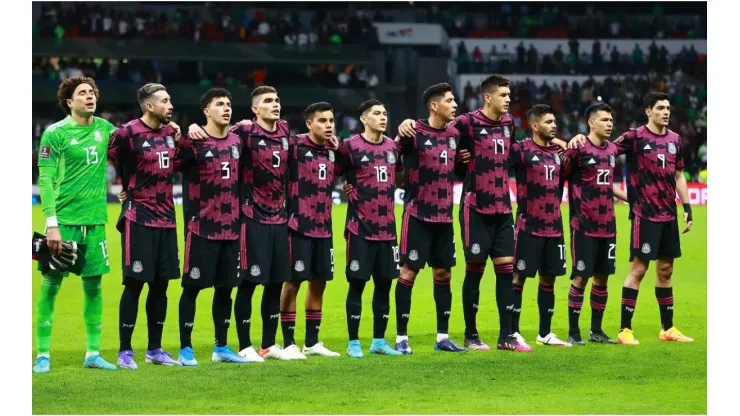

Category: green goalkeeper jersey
[37, 116, 116, 226]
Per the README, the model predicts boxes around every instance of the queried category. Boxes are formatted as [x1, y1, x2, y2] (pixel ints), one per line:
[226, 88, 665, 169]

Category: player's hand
[188, 124, 209, 141]
[46, 227, 63, 256]
[49, 241, 78, 271]
[458, 149, 471, 164]
[567, 134, 587, 149]
[682, 203, 693, 234]
[397, 119, 417, 137]
[117, 191, 127, 203]
[552, 137, 568, 152]
[343, 181, 354, 196]
[169, 121, 182, 142]
[328, 135, 339, 150]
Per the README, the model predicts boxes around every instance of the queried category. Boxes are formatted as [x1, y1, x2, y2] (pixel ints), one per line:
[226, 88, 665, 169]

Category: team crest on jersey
[166, 136, 175, 149]
[471, 243, 481, 254]
[328, 150, 335, 162]
[609, 155, 616, 168]
[350, 260, 360, 272]
[133, 261, 143, 273]
[448, 137, 457, 150]
[667, 142, 677, 155]
[409, 250, 419, 261]
[503, 126, 511, 138]
[294, 261, 305, 272]
[190, 267, 201, 280]
[387, 151, 397, 164]
[231, 146, 240, 160]
[641, 243, 651, 254]
[281, 137, 289, 150]
[554, 154, 561, 166]
[94, 131, 102, 142]
[251, 265, 262, 276]
[576, 261, 585, 271]
[517, 260, 526, 271]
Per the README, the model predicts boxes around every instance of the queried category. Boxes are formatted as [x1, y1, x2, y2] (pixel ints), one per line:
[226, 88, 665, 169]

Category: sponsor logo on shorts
[133, 261, 143, 273]
[576, 260, 586, 271]
[471, 243, 481, 254]
[517, 260, 526, 271]
[294, 260, 305, 272]
[350, 260, 360, 272]
[641, 243, 651, 254]
[190, 267, 201, 279]
[409, 250, 419, 261]
[251, 265, 261, 276]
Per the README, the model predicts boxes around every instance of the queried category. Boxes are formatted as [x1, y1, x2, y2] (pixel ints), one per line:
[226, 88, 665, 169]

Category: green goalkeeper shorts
[38, 224, 111, 278]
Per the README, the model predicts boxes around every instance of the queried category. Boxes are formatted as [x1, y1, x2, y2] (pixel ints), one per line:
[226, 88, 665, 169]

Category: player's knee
[282, 281, 300, 297]
[494, 256, 515, 266]
[539, 275, 556, 286]
[656, 261, 674, 282]
[400, 264, 419, 282]
[308, 280, 326, 295]
[629, 259, 649, 280]
[593, 275, 609, 287]
[433, 268, 451, 284]
[513, 273, 526, 286]
[572, 276, 588, 289]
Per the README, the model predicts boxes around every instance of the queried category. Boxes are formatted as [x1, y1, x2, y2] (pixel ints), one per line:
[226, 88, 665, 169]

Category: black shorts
[630, 216, 682, 261]
[345, 233, 399, 282]
[514, 230, 567, 278]
[459, 203, 515, 263]
[121, 219, 180, 283]
[240, 217, 290, 285]
[288, 230, 334, 282]
[182, 232, 240, 289]
[400, 212, 456, 270]
[570, 230, 617, 279]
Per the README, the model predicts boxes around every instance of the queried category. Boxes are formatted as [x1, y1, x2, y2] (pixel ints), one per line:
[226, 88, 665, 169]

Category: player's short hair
[304, 102, 334, 120]
[359, 99, 385, 116]
[526, 104, 554, 122]
[251, 86, 278, 104]
[137, 83, 167, 112]
[643, 92, 670, 110]
[422, 83, 453, 108]
[479, 75, 511, 95]
[586, 102, 612, 119]
[57, 76, 99, 115]
[200, 88, 232, 110]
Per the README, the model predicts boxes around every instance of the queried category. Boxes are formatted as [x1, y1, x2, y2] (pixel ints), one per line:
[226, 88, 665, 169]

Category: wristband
[46, 216, 59, 228]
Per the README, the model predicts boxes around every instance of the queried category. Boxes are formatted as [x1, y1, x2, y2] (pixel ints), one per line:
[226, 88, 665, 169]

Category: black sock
[305, 309, 322, 348]
[621, 287, 639, 330]
[395, 278, 414, 336]
[462, 263, 485, 338]
[235, 281, 256, 350]
[179, 285, 200, 349]
[145, 281, 168, 351]
[590, 284, 608, 333]
[538, 284, 555, 338]
[372, 279, 392, 339]
[568, 284, 585, 336]
[213, 287, 233, 348]
[434, 278, 452, 334]
[346, 279, 366, 341]
[260, 283, 282, 349]
[512, 282, 524, 334]
[494, 264, 514, 340]
[281, 310, 297, 346]
[655, 287, 674, 330]
[119, 279, 144, 352]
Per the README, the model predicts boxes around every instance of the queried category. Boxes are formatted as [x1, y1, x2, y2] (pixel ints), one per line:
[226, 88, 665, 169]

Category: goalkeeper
[34, 77, 118, 373]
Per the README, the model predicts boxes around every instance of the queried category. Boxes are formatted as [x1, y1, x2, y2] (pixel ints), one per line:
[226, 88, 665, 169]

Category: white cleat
[536, 332, 572, 347]
[513, 332, 533, 350]
[302, 342, 341, 357]
[238, 346, 265, 363]
[281, 344, 308, 360]
[259, 344, 289, 360]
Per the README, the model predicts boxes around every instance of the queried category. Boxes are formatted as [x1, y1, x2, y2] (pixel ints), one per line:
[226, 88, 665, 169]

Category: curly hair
[57, 77, 99, 115]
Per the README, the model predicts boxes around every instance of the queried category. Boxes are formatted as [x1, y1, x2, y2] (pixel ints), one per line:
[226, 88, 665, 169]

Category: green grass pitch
[32, 203, 707, 414]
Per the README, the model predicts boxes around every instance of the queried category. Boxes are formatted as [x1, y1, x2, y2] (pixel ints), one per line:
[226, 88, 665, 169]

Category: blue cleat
[434, 338, 467, 352]
[84, 354, 118, 370]
[395, 339, 413, 355]
[212, 346, 250, 363]
[347, 340, 364, 358]
[370, 339, 403, 356]
[33, 356, 50, 374]
[178, 347, 198, 367]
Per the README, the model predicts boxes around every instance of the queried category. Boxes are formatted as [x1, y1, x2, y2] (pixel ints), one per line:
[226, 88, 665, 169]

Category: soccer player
[336, 100, 403, 358]
[507, 105, 571, 347]
[569, 92, 695, 344]
[108, 83, 182, 368]
[393, 83, 466, 354]
[176, 88, 248, 365]
[561, 103, 627, 346]
[280, 102, 341, 357]
[34, 77, 118, 373]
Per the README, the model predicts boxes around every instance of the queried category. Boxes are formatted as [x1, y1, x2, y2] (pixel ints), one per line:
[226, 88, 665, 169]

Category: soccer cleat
[117, 350, 139, 369]
[589, 330, 617, 344]
[347, 340, 364, 358]
[434, 338, 467, 352]
[395, 339, 413, 355]
[145, 348, 182, 366]
[369, 339, 403, 356]
[84, 354, 118, 370]
[178, 347, 199, 366]
[33, 356, 50, 374]
[536, 332, 572, 347]
[497, 334, 534, 352]
[259, 344, 288, 360]
[513, 332, 534, 350]
[617, 328, 640, 345]
[212, 346, 250, 363]
[659, 326, 695, 343]
[302, 342, 341, 357]
[568, 332, 587, 346]
[464, 336, 491, 351]
[238, 346, 265, 363]
[282, 344, 308, 360]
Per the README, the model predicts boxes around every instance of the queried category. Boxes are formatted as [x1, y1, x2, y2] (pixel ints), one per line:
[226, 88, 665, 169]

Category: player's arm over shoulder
[174, 136, 197, 171]
[613, 129, 636, 155]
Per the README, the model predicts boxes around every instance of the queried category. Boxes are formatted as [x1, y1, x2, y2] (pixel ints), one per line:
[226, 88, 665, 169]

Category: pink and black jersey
[176, 133, 241, 240]
[287, 134, 336, 238]
[454, 109, 517, 215]
[335, 134, 399, 241]
[398, 119, 460, 223]
[614, 126, 684, 222]
[564, 138, 619, 238]
[108, 119, 177, 230]
[510, 138, 566, 237]
[234, 120, 291, 225]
